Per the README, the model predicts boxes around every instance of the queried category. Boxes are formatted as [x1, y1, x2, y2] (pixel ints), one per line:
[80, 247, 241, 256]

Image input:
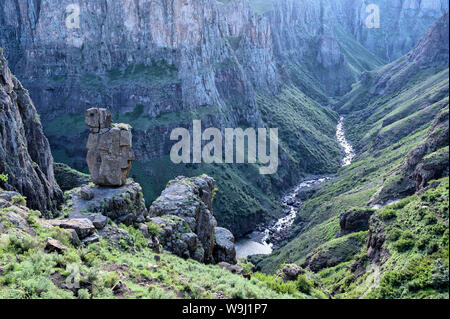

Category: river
[235, 116, 355, 259]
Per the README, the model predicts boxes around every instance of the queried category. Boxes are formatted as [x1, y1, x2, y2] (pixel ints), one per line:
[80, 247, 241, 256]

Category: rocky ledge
[63, 180, 148, 226]
[149, 175, 236, 264]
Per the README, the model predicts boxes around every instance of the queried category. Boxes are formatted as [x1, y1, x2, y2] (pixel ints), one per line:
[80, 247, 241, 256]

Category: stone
[80, 186, 94, 200]
[218, 262, 244, 275]
[98, 225, 133, 248]
[149, 175, 219, 263]
[63, 182, 148, 226]
[49, 218, 95, 239]
[181, 232, 198, 253]
[213, 227, 237, 264]
[112, 280, 128, 295]
[281, 264, 303, 281]
[139, 223, 149, 238]
[45, 237, 68, 253]
[339, 208, 375, 236]
[89, 214, 108, 229]
[66, 228, 80, 244]
[85, 108, 135, 187]
[82, 233, 100, 244]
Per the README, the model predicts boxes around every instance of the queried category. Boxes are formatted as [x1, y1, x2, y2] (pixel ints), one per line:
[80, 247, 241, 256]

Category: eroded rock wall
[0, 49, 62, 216]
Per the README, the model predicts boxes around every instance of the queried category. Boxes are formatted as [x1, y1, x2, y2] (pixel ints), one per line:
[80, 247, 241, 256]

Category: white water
[336, 116, 355, 167]
[235, 115, 355, 259]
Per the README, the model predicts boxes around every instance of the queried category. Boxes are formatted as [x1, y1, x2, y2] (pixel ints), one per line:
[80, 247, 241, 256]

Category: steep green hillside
[320, 178, 449, 299]
[0, 189, 324, 299]
[252, 15, 449, 296]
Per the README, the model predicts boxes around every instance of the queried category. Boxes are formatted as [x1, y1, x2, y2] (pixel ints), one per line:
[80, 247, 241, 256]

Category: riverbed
[235, 116, 355, 259]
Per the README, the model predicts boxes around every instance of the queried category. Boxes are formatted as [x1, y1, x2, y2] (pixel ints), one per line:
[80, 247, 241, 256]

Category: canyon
[0, 0, 448, 299]
[1, 0, 447, 236]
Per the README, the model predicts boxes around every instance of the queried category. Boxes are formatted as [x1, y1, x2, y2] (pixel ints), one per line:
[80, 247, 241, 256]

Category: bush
[102, 272, 120, 288]
[0, 173, 8, 182]
[387, 227, 402, 242]
[295, 275, 312, 294]
[11, 195, 26, 206]
[77, 289, 91, 299]
[380, 208, 396, 220]
[393, 238, 415, 252]
[146, 221, 162, 237]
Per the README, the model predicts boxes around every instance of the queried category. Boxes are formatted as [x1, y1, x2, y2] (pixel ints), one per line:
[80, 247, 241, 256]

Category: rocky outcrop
[371, 107, 449, 205]
[339, 208, 376, 236]
[63, 181, 148, 226]
[149, 175, 236, 264]
[0, 49, 62, 217]
[303, 232, 366, 273]
[53, 163, 90, 192]
[365, 215, 389, 265]
[147, 215, 204, 261]
[0, 187, 133, 248]
[213, 227, 237, 264]
[280, 264, 304, 281]
[86, 108, 135, 187]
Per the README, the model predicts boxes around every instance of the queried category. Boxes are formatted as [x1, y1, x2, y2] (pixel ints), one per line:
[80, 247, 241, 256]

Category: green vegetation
[45, 113, 86, 138]
[107, 61, 179, 87]
[257, 85, 341, 175]
[0, 174, 7, 182]
[0, 200, 310, 299]
[130, 157, 282, 235]
[53, 163, 90, 192]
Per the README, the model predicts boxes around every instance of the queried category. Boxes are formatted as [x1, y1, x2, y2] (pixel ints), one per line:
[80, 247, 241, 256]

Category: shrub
[393, 238, 415, 252]
[146, 221, 162, 237]
[11, 195, 26, 206]
[380, 208, 396, 220]
[0, 173, 8, 182]
[387, 227, 402, 242]
[102, 272, 120, 288]
[77, 289, 91, 299]
[295, 275, 312, 294]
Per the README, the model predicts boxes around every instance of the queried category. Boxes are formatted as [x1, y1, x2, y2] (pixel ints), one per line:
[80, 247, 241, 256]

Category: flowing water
[235, 116, 355, 259]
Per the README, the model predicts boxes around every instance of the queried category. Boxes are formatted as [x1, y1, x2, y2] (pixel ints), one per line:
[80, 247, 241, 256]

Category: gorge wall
[0, 49, 62, 216]
[0, 0, 447, 236]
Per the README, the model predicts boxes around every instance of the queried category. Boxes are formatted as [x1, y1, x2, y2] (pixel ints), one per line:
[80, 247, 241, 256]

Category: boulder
[98, 225, 133, 248]
[339, 208, 375, 236]
[48, 218, 95, 239]
[149, 175, 219, 263]
[62, 181, 148, 226]
[88, 214, 108, 229]
[80, 186, 94, 200]
[218, 262, 244, 275]
[213, 227, 237, 264]
[45, 237, 68, 253]
[85, 108, 135, 187]
[148, 215, 204, 262]
[66, 228, 80, 244]
[82, 233, 100, 245]
[281, 264, 303, 281]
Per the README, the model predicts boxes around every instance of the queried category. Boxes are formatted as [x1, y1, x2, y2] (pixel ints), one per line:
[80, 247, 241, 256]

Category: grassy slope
[253, 57, 449, 297]
[322, 178, 449, 299]
[0, 191, 326, 299]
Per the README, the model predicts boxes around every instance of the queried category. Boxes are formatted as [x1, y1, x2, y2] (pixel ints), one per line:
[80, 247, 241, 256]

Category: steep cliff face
[0, 0, 446, 236]
[254, 11, 449, 282]
[352, 0, 449, 61]
[0, 49, 62, 216]
[262, 0, 448, 96]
